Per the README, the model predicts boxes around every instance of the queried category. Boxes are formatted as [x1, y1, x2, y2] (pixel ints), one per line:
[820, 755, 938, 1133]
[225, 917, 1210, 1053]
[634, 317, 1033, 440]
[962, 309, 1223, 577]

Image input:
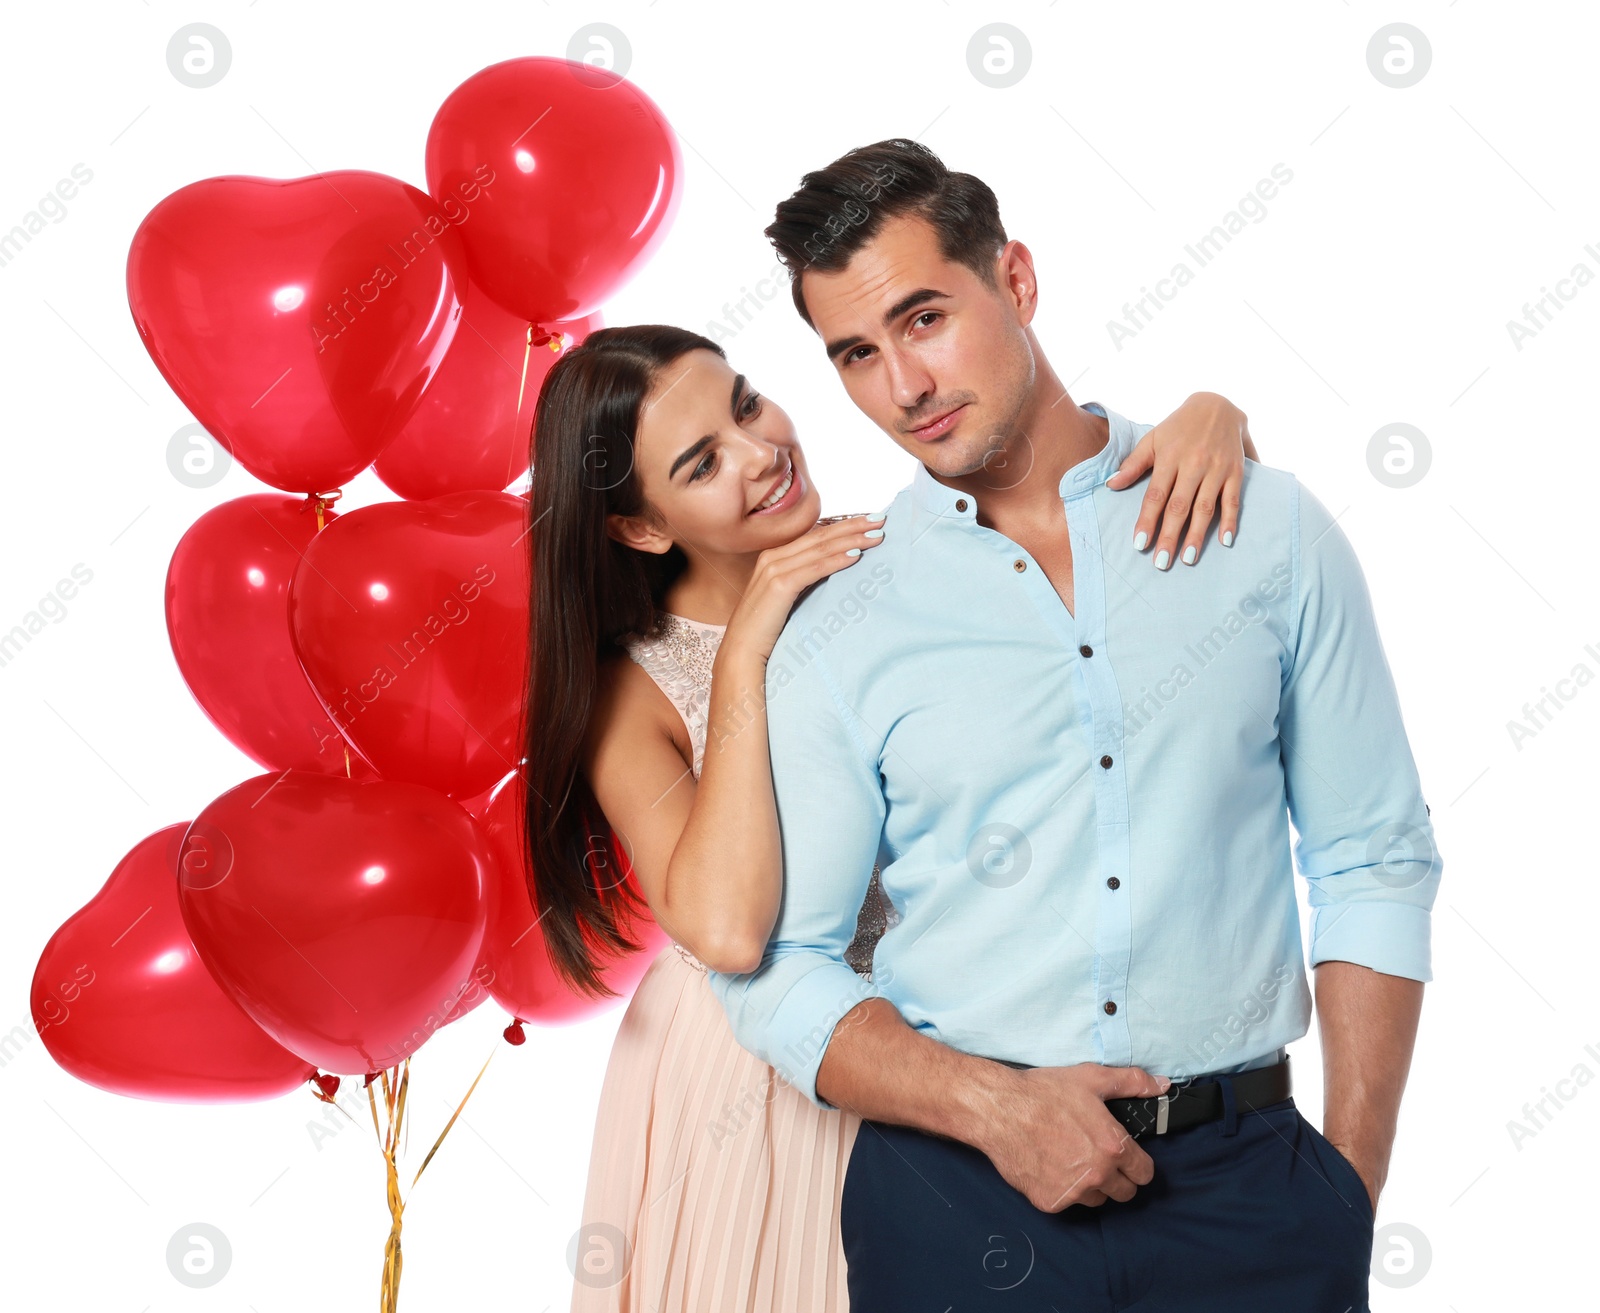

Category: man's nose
[883, 348, 935, 411]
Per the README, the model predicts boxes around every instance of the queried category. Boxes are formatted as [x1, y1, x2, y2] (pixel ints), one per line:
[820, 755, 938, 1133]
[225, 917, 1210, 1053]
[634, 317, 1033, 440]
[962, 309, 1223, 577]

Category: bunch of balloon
[31, 56, 683, 1313]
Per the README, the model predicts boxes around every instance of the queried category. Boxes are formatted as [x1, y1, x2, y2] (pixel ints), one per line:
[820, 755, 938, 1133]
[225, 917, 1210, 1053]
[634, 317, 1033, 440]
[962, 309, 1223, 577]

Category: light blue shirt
[708, 403, 1440, 1111]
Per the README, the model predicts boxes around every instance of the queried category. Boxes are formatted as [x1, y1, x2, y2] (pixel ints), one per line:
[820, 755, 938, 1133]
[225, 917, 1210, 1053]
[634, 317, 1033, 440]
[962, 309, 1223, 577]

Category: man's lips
[905, 403, 968, 441]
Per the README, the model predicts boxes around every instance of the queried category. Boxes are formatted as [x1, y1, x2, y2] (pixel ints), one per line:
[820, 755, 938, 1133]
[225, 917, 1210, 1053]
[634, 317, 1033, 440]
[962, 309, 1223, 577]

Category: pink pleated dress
[568, 613, 895, 1313]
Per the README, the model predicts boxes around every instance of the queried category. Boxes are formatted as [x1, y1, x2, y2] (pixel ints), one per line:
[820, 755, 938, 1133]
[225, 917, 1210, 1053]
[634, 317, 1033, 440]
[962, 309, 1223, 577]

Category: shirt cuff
[751, 958, 876, 1111]
[1309, 901, 1433, 982]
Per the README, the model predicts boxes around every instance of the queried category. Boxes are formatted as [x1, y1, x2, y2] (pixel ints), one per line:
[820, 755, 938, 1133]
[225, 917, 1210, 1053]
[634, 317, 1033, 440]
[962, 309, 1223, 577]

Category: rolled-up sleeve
[1280, 482, 1441, 982]
[706, 645, 886, 1109]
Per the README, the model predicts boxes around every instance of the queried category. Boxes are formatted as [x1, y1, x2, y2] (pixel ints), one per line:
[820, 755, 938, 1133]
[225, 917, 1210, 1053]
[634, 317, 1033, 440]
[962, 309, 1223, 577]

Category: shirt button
[1106, 876, 1120, 890]
[1099, 754, 1113, 769]
[955, 498, 968, 512]
[1079, 644, 1093, 658]
[1103, 1000, 1118, 1015]
[1013, 559, 1026, 572]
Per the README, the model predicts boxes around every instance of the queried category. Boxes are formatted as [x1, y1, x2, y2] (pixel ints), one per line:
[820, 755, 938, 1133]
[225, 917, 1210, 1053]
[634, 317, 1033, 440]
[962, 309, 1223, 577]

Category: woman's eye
[690, 451, 716, 482]
[740, 391, 764, 419]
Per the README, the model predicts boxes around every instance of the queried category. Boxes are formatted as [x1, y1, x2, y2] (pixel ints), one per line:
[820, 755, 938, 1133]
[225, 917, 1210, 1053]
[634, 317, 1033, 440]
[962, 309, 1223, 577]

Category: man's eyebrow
[667, 374, 747, 479]
[823, 289, 951, 361]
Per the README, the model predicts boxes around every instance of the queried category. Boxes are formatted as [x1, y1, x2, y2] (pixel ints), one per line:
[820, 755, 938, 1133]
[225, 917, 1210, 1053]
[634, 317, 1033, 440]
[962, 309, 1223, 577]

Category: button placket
[1063, 485, 1135, 1067]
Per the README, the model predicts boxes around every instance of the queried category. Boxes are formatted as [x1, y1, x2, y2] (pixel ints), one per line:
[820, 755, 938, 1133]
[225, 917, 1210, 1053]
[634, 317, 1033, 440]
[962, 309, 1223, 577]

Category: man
[706, 139, 1439, 1311]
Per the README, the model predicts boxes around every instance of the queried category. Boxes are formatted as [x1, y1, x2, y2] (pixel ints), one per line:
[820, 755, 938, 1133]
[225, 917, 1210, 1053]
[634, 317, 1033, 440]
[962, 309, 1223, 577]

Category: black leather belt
[989, 1056, 1293, 1140]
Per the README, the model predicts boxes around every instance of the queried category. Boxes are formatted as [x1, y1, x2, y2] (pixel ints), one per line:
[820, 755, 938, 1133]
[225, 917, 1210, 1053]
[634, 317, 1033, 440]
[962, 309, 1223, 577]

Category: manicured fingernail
[1133, 531, 1148, 552]
[845, 547, 861, 557]
[1182, 545, 1197, 565]
[864, 528, 884, 538]
[1222, 530, 1234, 547]
[1157, 1075, 1172, 1091]
[868, 512, 888, 521]
[1154, 550, 1170, 570]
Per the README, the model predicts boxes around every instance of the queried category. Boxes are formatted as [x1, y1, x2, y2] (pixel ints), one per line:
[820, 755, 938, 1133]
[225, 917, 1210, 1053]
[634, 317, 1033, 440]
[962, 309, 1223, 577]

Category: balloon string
[516, 323, 567, 413]
[516, 325, 536, 413]
[302, 491, 350, 778]
[361, 1043, 498, 1313]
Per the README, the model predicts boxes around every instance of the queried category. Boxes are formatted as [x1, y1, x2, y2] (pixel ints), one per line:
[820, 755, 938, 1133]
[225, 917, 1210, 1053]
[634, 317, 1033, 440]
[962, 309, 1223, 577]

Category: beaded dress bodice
[621, 612, 899, 977]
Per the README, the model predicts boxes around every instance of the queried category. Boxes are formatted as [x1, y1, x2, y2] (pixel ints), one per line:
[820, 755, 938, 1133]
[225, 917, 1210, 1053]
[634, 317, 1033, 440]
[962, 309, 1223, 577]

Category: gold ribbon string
[305, 489, 352, 780]
[360, 1041, 501, 1313]
[515, 322, 566, 414]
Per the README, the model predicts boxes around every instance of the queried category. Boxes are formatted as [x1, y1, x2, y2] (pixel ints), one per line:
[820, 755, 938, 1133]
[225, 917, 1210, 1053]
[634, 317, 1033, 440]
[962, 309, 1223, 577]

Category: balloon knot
[310, 1071, 341, 1101]
[503, 1019, 527, 1046]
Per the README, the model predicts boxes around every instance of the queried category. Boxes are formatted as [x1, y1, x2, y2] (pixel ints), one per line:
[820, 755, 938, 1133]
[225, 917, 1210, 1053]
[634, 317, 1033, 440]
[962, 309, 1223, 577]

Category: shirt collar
[909, 401, 1135, 519]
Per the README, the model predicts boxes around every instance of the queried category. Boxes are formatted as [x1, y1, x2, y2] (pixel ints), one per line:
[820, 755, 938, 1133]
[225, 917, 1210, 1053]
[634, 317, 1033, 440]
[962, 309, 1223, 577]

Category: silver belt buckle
[1155, 1091, 1171, 1135]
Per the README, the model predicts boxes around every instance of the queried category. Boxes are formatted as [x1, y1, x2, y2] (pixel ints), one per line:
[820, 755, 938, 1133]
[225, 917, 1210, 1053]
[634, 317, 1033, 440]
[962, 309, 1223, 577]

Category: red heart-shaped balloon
[166, 493, 379, 779]
[288, 489, 529, 798]
[33, 824, 316, 1102]
[127, 171, 468, 493]
[375, 279, 602, 500]
[478, 770, 668, 1024]
[425, 57, 682, 323]
[177, 772, 491, 1075]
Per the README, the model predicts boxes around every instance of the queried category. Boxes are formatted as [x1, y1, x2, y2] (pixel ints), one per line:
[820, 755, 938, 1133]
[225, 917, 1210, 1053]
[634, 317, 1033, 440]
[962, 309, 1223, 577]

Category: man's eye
[914, 311, 941, 328]
[844, 345, 873, 365]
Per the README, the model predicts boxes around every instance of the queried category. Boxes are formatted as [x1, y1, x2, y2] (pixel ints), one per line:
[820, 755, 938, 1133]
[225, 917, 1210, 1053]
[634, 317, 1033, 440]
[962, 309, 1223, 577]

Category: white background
[3, 2, 1593, 1309]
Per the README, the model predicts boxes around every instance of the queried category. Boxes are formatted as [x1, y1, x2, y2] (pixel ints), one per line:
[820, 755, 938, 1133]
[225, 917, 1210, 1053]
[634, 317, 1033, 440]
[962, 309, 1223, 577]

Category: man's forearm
[815, 997, 1013, 1150]
[1315, 959, 1425, 1207]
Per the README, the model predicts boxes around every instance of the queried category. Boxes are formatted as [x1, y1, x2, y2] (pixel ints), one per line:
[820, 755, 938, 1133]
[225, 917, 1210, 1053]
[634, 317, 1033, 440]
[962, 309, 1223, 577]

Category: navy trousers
[840, 1087, 1374, 1311]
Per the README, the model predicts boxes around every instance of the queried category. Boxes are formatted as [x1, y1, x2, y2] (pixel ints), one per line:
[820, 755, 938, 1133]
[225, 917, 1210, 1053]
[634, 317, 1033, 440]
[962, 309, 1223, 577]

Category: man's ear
[995, 239, 1038, 326]
[605, 510, 675, 556]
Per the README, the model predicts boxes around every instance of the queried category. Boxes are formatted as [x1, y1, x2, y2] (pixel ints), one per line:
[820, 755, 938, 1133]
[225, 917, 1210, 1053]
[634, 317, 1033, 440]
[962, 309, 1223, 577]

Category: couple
[526, 139, 1439, 1312]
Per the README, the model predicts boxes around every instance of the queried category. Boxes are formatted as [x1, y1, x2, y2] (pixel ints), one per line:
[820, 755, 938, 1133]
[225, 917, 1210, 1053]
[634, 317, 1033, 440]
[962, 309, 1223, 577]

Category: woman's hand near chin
[723, 512, 887, 663]
[1105, 392, 1257, 569]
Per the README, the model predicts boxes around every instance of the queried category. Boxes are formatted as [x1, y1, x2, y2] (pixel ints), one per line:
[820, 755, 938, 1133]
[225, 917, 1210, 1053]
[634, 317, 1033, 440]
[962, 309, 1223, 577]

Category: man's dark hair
[764, 138, 1009, 327]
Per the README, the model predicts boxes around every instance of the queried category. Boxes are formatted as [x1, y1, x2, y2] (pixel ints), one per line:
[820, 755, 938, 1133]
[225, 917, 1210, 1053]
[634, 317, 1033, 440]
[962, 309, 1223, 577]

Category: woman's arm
[583, 515, 887, 974]
[1104, 392, 1257, 568]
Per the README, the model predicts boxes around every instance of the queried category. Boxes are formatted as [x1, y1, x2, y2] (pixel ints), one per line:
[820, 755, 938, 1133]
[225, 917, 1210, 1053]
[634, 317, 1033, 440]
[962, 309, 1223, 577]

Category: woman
[523, 325, 1259, 1311]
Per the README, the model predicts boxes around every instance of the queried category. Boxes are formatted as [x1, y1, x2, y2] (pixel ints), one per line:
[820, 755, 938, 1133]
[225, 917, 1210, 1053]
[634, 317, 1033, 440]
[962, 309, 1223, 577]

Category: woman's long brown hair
[522, 324, 725, 997]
